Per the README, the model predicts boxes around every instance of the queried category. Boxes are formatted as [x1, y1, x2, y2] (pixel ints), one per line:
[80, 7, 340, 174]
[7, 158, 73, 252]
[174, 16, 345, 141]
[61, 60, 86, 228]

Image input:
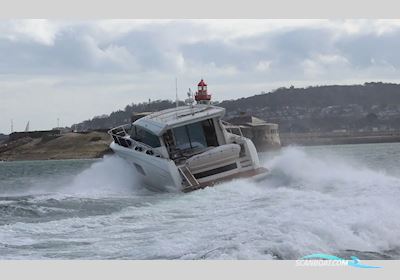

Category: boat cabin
[162, 118, 220, 162]
[131, 105, 226, 163]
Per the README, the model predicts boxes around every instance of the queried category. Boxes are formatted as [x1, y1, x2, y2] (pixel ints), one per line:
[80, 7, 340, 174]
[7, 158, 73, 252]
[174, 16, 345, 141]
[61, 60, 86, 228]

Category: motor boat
[108, 79, 268, 192]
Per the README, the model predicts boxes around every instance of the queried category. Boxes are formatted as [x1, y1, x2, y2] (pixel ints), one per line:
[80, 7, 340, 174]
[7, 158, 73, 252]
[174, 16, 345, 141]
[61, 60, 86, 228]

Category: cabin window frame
[171, 122, 208, 151]
[130, 125, 161, 148]
[164, 118, 220, 157]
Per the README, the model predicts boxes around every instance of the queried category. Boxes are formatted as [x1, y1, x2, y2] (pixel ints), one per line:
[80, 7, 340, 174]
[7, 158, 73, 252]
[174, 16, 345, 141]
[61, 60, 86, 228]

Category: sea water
[0, 143, 400, 259]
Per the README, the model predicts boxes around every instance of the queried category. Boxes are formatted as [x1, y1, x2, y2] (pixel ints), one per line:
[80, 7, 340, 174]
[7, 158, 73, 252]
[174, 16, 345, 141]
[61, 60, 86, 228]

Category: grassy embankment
[0, 132, 112, 161]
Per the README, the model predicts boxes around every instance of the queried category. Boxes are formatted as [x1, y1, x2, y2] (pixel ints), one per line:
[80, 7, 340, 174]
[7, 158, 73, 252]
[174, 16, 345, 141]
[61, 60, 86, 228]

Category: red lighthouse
[195, 79, 212, 104]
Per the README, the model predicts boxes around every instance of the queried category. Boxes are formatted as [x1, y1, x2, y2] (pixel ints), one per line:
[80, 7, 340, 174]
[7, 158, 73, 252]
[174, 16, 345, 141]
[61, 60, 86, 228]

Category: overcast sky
[2, 19, 400, 134]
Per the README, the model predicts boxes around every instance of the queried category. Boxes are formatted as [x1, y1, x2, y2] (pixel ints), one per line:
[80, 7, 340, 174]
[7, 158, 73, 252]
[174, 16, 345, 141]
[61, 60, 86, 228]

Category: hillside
[72, 82, 400, 133]
[0, 133, 8, 144]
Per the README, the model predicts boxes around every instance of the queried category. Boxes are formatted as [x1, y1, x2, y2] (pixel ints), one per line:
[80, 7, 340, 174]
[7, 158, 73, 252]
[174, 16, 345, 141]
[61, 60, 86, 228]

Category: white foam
[60, 155, 143, 197]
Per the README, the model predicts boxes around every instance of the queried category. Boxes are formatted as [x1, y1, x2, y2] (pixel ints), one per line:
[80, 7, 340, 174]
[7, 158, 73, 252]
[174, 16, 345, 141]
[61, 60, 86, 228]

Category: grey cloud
[337, 32, 400, 68]
[1, 20, 400, 79]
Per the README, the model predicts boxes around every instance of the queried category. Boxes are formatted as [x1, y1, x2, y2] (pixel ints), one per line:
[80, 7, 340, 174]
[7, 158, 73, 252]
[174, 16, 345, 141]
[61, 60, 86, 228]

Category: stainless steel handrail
[108, 124, 163, 158]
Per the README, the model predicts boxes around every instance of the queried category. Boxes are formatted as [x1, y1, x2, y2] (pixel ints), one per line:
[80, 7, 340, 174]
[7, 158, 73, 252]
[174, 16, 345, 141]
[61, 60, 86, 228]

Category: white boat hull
[110, 140, 268, 192]
[110, 142, 182, 191]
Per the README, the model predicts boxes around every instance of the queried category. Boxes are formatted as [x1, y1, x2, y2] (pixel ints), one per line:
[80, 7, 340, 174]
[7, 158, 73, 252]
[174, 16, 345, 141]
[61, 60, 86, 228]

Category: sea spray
[263, 146, 400, 193]
[60, 155, 144, 197]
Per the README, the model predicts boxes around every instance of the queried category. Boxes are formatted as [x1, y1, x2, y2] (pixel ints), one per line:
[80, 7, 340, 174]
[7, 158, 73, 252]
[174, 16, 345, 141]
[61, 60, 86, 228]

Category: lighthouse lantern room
[195, 79, 212, 105]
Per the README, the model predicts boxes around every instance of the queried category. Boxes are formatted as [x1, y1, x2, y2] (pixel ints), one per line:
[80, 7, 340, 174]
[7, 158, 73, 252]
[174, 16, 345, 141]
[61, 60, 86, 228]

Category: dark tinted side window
[201, 119, 218, 147]
[131, 126, 161, 148]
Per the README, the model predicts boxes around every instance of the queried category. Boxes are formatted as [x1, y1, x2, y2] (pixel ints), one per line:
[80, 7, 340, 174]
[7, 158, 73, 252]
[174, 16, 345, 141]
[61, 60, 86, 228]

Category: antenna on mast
[187, 88, 195, 115]
[175, 77, 179, 108]
[10, 119, 13, 133]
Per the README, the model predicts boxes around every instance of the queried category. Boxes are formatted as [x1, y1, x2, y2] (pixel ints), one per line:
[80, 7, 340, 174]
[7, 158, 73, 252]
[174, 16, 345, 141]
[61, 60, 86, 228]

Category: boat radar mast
[194, 79, 211, 105]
